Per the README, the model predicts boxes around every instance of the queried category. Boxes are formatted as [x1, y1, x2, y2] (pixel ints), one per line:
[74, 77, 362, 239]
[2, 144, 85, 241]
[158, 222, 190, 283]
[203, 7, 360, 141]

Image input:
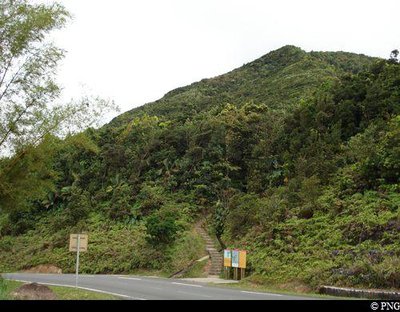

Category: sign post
[69, 234, 88, 288]
[75, 234, 80, 288]
[223, 248, 247, 280]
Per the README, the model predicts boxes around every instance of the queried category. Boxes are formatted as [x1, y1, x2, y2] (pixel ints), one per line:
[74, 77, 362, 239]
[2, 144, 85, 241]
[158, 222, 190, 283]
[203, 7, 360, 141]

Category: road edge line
[171, 282, 203, 288]
[241, 290, 283, 297]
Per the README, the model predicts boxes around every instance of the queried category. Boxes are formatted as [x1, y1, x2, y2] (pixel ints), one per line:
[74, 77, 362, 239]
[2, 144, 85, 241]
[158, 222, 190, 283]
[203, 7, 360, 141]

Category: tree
[389, 49, 399, 63]
[0, 0, 118, 212]
[0, 0, 118, 157]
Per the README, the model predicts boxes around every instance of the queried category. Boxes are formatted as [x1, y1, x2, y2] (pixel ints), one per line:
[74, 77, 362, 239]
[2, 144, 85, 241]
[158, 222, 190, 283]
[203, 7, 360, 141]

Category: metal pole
[75, 234, 80, 288]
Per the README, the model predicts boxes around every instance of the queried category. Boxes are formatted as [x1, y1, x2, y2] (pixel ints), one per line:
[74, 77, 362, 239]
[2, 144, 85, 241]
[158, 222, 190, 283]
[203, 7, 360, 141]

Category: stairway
[195, 223, 223, 277]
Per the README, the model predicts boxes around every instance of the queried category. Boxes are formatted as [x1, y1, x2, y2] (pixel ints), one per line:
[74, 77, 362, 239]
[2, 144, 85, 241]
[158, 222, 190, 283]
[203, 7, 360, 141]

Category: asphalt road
[2, 273, 323, 300]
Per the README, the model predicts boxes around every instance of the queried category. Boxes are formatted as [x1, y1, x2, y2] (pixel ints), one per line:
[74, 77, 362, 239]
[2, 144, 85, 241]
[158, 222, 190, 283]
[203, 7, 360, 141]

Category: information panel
[239, 250, 246, 268]
[232, 249, 239, 268]
[224, 249, 232, 267]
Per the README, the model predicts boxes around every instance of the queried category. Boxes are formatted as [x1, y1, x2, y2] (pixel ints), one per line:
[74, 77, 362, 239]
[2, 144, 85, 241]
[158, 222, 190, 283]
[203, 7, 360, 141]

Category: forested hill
[2, 45, 400, 293]
[111, 45, 376, 126]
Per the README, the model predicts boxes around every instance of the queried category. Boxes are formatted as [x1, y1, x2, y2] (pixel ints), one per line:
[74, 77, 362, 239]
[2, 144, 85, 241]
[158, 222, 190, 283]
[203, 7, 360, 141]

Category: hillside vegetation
[1, 46, 399, 291]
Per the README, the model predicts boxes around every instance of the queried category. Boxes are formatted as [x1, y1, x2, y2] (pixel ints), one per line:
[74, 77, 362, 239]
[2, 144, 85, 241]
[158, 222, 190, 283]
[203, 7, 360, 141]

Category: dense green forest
[1, 45, 399, 291]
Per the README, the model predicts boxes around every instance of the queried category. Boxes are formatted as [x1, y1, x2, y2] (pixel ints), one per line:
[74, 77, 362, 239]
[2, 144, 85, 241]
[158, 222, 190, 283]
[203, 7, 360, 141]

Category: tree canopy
[0, 0, 118, 212]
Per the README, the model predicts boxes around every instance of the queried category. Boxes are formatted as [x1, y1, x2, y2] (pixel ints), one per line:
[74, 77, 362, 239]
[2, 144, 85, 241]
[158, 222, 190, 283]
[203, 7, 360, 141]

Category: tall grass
[0, 277, 8, 300]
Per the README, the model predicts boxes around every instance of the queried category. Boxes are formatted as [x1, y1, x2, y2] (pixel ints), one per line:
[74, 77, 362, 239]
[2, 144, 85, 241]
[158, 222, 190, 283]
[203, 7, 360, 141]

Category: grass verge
[0, 279, 119, 300]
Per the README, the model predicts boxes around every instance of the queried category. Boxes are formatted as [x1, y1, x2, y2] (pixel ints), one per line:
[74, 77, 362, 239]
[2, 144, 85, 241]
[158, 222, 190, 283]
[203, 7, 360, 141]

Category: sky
[47, 0, 400, 122]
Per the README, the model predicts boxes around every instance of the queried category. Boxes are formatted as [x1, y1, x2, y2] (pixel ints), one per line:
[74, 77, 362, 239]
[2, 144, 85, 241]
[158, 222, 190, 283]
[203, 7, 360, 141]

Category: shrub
[145, 207, 182, 246]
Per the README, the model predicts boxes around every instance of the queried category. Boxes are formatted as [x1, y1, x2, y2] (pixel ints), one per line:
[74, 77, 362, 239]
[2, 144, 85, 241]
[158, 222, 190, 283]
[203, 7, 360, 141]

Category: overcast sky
[48, 0, 400, 122]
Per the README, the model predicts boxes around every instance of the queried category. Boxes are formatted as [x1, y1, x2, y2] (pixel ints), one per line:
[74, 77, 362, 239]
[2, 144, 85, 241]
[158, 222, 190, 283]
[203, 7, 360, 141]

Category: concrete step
[209, 254, 222, 258]
[195, 221, 224, 278]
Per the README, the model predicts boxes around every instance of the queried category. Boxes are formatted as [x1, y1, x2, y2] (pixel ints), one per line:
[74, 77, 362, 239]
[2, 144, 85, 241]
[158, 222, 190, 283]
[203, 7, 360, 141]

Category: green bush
[145, 207, 182, 246]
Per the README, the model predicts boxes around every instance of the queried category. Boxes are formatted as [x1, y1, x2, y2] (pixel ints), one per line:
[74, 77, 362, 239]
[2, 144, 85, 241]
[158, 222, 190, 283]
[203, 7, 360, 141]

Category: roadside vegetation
[1, 0, 399, 293]
[0, 277, 118, 300]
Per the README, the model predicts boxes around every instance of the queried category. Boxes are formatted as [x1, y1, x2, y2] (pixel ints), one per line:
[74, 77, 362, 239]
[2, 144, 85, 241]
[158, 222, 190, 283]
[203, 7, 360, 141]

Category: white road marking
[172, 282, 203, 288]
[5, 278, 147, 300]
[118, 277, 142, 281]
[241, 290, 283, 297]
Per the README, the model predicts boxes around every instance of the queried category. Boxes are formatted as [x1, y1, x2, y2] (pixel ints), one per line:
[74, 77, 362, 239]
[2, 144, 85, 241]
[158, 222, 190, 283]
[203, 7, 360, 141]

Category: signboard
[239, 250, 247, 268]
[232, 249, 239, 268]
[69, 234, 88, 288]
[224, 249, 232, 267]
[69, 234, 88, 252]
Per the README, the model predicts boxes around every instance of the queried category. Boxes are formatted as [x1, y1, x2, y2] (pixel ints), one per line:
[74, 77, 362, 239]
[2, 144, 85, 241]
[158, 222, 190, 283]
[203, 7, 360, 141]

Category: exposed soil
[12, 283, 57, 300]
[23, 264, 62, 274]
[203, 258, 212, 275]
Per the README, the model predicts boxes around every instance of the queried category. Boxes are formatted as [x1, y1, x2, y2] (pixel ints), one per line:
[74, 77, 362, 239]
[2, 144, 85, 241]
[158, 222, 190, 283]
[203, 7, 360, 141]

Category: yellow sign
[224, 249, 232, 267]
[69, 234, 88, 252]
[239, 250, 247, 268]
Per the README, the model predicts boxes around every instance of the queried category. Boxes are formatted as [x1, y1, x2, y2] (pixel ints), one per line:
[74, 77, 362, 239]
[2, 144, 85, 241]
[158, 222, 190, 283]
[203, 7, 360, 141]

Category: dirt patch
[12, 283, 57, 300]
[204, 258, 212, 275]
[23, 264, 62, 274]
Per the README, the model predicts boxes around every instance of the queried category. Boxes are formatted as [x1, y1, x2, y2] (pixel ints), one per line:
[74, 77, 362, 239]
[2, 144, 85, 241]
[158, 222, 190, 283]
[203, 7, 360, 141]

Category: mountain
[112, 45, 376, 125]
[1, 46, 400, 294]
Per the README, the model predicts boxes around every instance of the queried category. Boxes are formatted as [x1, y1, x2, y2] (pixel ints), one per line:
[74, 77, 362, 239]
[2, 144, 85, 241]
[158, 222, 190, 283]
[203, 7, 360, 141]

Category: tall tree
[0, 0, 118, 212]
[0, 0, 117, 157]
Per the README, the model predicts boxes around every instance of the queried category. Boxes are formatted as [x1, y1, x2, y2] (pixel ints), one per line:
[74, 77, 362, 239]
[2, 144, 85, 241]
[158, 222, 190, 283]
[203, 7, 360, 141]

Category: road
[2, 273, 321, 300]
